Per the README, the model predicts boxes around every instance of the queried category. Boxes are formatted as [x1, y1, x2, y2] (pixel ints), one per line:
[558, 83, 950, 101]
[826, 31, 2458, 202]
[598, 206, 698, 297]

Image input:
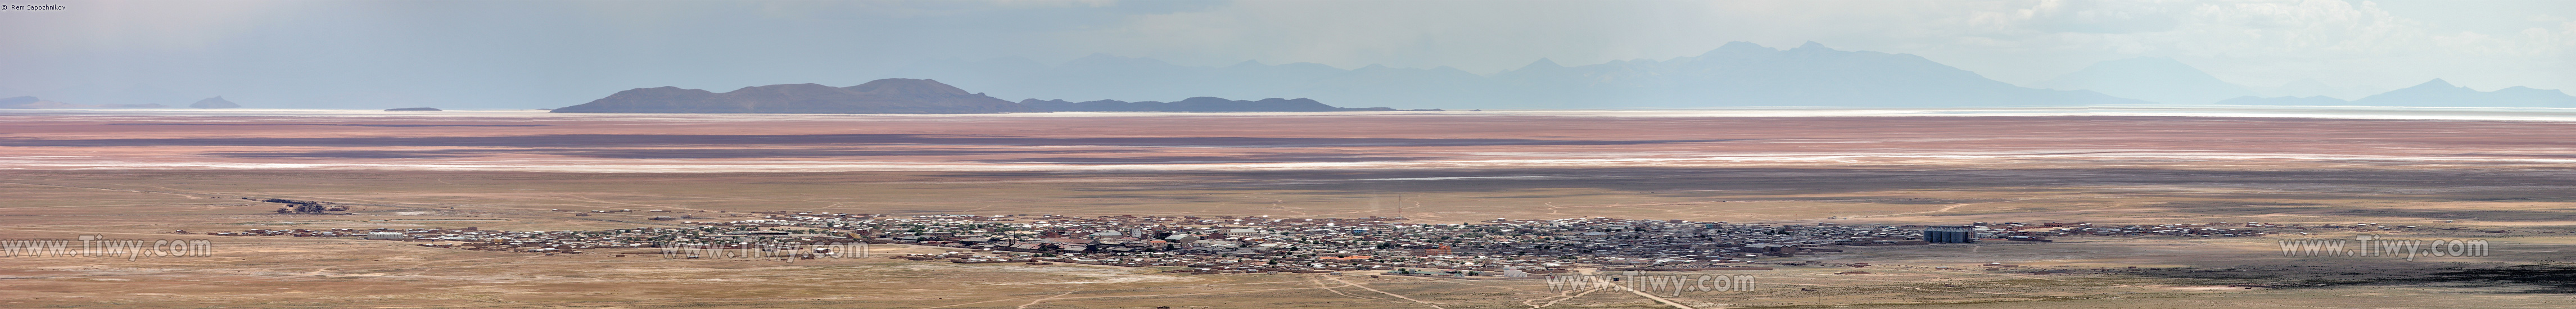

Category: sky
[2, 0, 2572, 109]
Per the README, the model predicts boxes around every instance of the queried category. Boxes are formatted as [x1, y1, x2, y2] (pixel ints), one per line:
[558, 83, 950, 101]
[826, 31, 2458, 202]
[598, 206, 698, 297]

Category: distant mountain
[0, 96, 167, 109]
[2214, 96, 2353, 106]
[1017, 97, 1430, 112]
[552, 78, 1041, 114]
[2351, 79, 2576, 107]
[895, 42, 2144, 109]
[2255, 78, 2385, 100]
[894, 56, 1344, 105]
[2033, 57, 2256, 104]
[0, 96, 33, 108]
[20, 83, 193, 107]
[2216, 79, 2576, 107]
[191, 96, 241, 108]
[1492, 42, 2144, 108]
[384, 107, 442, 111]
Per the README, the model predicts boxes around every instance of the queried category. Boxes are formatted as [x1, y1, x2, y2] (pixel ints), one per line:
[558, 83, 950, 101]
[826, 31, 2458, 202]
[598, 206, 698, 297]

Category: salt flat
[8, 107, 2576, 172]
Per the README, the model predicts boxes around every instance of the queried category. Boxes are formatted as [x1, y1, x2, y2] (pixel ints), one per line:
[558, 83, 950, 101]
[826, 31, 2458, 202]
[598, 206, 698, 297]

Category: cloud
[2008, 0, 2186, 34]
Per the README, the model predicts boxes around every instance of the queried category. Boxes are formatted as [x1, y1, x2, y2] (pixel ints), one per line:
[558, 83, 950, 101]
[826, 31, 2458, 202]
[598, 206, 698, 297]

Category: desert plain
[2, 109, 2573, 308]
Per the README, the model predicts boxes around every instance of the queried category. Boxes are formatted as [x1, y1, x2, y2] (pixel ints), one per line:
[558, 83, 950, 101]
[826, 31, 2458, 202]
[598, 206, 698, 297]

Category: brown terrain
[1, 111, 2572, 308]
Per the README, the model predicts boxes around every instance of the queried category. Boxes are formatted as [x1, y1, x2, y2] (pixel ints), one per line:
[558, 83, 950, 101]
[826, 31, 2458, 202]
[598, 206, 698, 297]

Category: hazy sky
[4, 0, 2572, 108]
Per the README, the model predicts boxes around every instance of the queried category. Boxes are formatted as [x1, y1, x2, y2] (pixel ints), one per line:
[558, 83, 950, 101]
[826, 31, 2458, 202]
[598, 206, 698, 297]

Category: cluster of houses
[1976, 221, 2276, 239]
[686, 213, 1953, 274]
[209, 226, 838, 255]
[199, 212, 2318, 276]
[206, 228, 386, 238]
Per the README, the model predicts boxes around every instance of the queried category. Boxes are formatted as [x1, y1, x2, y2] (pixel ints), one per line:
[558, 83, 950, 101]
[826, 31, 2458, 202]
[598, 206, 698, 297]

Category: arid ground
[2, 110, 2572, 308]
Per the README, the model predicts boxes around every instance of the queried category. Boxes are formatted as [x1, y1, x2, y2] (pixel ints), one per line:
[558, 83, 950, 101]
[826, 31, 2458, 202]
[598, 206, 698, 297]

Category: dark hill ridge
[1018, 97, 1435, 112]
[191, 96, 241, 108]
[552, 79, 1040, 114]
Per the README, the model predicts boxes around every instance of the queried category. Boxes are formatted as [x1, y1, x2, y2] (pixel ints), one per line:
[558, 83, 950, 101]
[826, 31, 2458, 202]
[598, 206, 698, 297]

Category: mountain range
[2218, 79, 2576, 107]
[191, 97, 241, 108]
[899, 44, 2575, 108]
[897, 42, 2146, 109]
[552, 79, 1041, 114]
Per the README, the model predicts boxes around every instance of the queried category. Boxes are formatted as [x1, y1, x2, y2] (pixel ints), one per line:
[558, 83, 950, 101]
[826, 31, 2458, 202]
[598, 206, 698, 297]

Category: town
[204, 212, 2294, 276]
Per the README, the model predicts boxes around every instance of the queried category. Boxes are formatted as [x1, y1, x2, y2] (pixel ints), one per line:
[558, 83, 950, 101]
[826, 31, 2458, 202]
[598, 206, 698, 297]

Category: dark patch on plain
[2428, 264, 2576, 293]
[2126, 263, 2576, 293]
